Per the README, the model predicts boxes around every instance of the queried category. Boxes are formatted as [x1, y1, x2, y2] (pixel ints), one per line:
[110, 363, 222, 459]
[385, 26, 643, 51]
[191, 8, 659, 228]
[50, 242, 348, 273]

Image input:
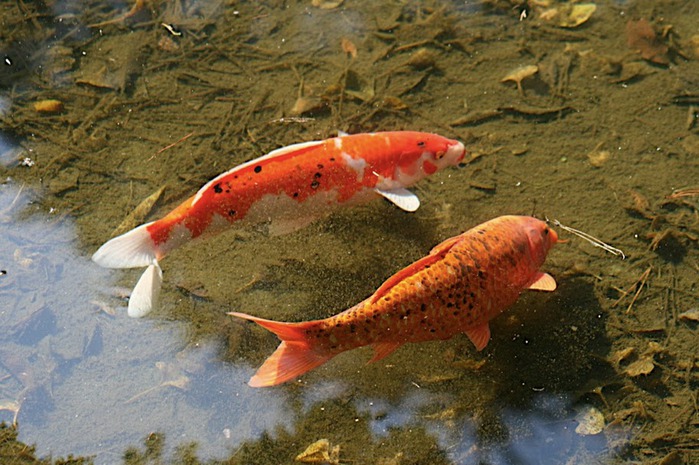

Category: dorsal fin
[192, 139, 326, 206]
[370, 234, 463, 304]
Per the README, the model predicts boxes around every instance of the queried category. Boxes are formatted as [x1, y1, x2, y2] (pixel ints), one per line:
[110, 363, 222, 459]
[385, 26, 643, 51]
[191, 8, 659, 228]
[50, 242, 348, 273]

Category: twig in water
[548, 218, 626, 259]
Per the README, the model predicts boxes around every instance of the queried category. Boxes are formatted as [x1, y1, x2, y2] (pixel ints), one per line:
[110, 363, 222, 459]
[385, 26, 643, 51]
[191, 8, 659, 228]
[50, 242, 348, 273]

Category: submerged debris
[541, 3, 596, 28]
[626, 19, 670, 65]
[574, 405, 605, 435]
[33, 99, 64, 114]
[678, 308, 699, 322]
[311, 0, 344, 9]
[548, 218, 626, 259]
[111, 186, 165, 237]
[501, 65, 538, 95]
[295, 439, 340, 465]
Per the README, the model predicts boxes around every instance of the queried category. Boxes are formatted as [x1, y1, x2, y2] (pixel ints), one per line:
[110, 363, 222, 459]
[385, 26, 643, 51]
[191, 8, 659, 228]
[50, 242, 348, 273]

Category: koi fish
[92, 131, 466, 318]
[229, 215, 558, 387]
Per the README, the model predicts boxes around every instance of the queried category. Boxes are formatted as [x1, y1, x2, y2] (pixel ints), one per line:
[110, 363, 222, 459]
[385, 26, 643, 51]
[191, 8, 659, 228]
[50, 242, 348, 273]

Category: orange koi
[92, 131, 466, 317]
[229, 215, 558, 387]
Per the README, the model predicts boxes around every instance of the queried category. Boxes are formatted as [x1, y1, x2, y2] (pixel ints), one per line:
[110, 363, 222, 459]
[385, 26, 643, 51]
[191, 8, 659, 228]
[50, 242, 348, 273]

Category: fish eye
[543, 227, 549, 235]
[435, 150, 445, 159]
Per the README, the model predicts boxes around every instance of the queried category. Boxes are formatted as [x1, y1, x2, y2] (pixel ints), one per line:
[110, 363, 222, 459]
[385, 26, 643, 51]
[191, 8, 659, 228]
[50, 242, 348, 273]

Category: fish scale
[230, 215, 559, 387]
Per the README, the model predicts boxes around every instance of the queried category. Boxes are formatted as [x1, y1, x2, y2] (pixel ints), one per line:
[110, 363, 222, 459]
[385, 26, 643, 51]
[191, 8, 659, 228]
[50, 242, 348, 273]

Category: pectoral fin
[465, 323, 491, 351]
[527, 272, 557, 291]
[375, 188, 420, 212]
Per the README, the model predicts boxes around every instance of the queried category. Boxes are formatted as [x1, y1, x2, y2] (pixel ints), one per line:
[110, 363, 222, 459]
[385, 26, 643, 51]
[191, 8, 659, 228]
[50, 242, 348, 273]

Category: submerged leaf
[575, 405, 605, 435]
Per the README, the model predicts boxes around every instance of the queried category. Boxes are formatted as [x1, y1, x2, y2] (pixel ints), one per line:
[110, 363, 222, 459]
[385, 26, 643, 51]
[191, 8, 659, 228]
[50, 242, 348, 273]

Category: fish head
[416, 135, 466, 173]
[522, 217, 559, 264]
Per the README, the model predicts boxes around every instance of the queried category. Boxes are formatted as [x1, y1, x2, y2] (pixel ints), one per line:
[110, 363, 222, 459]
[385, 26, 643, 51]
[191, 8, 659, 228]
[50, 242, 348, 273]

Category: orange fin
[465, 323, 491, 351]
[368, 341, 402, 363]
[228, 312, 331, 387]
[527, 272, 557, 291]
[249, 341, 331, 387]
[370, 235, 463, 304]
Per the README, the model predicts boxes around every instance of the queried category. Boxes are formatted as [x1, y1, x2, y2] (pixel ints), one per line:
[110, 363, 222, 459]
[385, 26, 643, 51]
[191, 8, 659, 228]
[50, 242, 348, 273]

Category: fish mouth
[549, 226, 559, 245]
[446, 141, 466, 163]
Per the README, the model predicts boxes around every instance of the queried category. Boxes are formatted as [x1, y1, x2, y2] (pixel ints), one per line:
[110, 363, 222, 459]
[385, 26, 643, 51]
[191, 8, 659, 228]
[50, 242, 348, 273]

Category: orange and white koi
[92, 131, 466, 317]
[229, 215, 558, 387]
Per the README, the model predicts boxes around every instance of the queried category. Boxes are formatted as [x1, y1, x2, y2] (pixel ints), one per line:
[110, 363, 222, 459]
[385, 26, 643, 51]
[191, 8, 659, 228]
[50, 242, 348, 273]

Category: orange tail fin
[228, 312, 333, 387]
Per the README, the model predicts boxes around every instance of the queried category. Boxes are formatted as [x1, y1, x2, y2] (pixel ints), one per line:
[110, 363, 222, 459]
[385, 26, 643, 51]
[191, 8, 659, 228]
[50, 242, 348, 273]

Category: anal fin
[368, 341, 402, 363]
[465, 323, 491, 351]
[128, 261, 163, 318]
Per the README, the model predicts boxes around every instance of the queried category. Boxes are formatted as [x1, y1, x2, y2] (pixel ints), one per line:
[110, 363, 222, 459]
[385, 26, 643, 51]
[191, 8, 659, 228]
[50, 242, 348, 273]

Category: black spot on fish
[314, 172, 322, 179]
[478, 270, 485, 279]
[317, 163, 324, 170]
[213, 183, 223, 194]
[228, 210, 236, 217]
[417, 140, 426, 147]
[350, 324, 356, 333]
[420, 303, 427, 312]
[293, 192, 299, 198]
[311, 180, 320, 189]
[329, 157, 336, 162]
[254, 165, 262, 173]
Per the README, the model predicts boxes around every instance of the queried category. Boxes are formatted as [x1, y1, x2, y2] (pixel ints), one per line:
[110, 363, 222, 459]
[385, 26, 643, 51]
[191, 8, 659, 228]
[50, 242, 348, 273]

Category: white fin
[92, 222, 157, 269]
[375, 188, 420, 212]
[127, 262, 162, 318]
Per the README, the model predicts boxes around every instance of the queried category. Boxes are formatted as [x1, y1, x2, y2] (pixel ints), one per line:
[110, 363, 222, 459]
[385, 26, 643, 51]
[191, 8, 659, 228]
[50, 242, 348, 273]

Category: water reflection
[0, 181, 294, 462]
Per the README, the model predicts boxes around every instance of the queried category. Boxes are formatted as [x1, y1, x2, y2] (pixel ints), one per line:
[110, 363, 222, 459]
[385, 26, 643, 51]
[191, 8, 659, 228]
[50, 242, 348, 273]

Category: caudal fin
[228, 312, 332, 387]
[127, 262, 163, 318]
[92, 222, 157, 269]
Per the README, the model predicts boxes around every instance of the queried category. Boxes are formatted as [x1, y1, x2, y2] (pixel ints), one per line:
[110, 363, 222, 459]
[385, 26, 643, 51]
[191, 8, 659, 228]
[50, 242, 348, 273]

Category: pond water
[1, 0, 698, 464]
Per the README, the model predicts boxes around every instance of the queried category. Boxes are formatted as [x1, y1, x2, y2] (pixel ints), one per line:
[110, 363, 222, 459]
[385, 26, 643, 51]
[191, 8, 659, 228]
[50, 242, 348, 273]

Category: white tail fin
[127, 262, 162, 318]
[92, 222, 157, 269]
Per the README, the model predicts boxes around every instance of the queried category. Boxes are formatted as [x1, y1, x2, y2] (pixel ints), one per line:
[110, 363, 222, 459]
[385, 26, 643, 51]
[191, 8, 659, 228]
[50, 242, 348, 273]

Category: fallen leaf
[33, 99, 64, 113]
[678, 308, 699, 322]
[296, 438, 340, 464]
[625, 357, 655, 377]
[626, 19, 669, 65]
[341, 38, 357, 58]
[311, 0, 343, 9]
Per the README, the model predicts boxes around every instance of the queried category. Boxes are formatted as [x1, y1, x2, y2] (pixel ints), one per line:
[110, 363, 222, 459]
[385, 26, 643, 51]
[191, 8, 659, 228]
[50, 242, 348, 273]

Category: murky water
[2, 0, 699, 464]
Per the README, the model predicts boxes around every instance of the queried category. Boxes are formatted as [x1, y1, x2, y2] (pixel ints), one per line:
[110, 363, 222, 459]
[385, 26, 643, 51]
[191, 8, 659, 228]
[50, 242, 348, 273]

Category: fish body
[229, 215, 558, 387]
[92, 131, 466, 317]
